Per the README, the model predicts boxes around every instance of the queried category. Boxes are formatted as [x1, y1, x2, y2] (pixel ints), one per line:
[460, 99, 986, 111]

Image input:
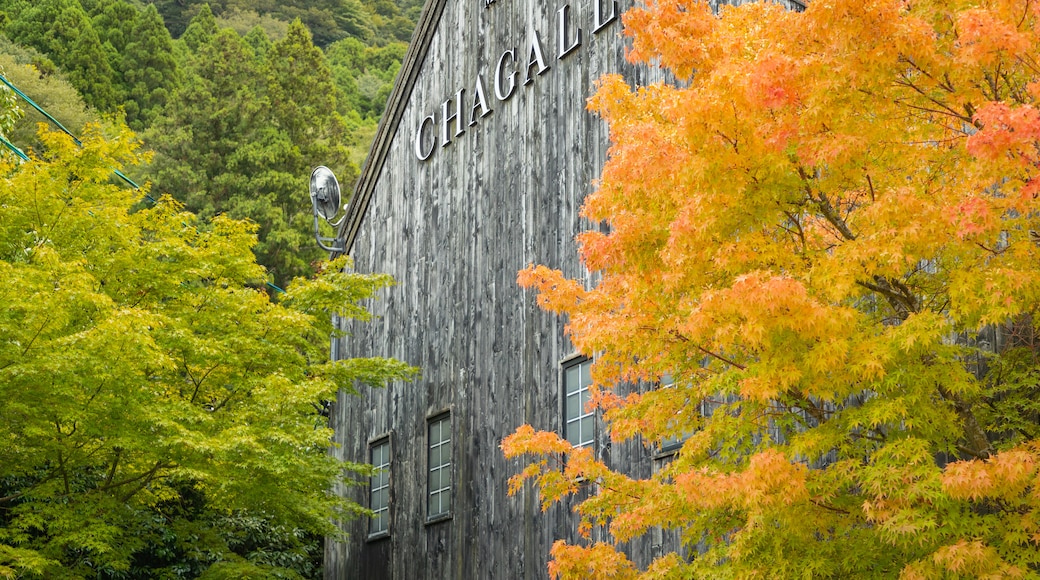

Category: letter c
[414, 114, 436, 161]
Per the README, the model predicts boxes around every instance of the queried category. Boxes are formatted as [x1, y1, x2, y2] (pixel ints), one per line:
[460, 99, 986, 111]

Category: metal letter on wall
[523, 31, 550, 85]
[594, 0, 619, 33]
[557, 4, 582, 60]
[495, 49, 518, 101]
[415, 114, 436, 161]
[441, 88, 466, 147]
[470, 74, 493, 126]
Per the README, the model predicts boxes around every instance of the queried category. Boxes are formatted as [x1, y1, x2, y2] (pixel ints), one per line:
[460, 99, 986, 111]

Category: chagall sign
[413, 0, 621, 161]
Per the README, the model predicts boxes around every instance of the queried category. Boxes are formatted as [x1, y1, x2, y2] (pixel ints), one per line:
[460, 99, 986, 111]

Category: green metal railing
[0, 73, 143, 193]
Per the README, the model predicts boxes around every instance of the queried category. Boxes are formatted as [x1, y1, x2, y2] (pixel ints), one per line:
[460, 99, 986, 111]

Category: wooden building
[325, 0, 799, 578]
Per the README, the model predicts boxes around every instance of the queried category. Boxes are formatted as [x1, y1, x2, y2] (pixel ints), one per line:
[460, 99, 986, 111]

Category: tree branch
[810, 498, 850, 515]
[856, 277, 918, 318]
[898, 56, 956, 94]
[20, 316, 53, 357]
[795, 164, 857, 241]
[938, 386, 992, 460]
[119, 468, 170, 503]
[669, 330, 748, 371]
[892, 73, 974, 123]
[188, 362, 222, 404]
[780, 210, 807, 254]
[105, 448, 122, 486]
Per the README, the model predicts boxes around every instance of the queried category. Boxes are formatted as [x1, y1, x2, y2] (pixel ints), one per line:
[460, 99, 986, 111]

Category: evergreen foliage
[178, 3, 218, 54]
[74, 0, 182, 131]
[242, 25, 274, 63]
[142, 0, 417, 47]
[109, 2, 181, 130]
[3, 0, 118, 112]
[145, 16, 356, 286]
[326, 37, 405, 120]
[4, 0, 118, 112]
[216, 8, 289, 42]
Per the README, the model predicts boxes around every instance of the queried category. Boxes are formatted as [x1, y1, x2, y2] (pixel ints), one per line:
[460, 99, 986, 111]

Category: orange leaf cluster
[507, 0, 1040, 576]
[676, 449, 809, 511]
[943, 446, 1038, 502]
[548, 541, 639, 580]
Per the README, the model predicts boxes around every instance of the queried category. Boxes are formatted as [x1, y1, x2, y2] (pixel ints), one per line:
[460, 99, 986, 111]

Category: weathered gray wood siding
[326, 0, 801, 578]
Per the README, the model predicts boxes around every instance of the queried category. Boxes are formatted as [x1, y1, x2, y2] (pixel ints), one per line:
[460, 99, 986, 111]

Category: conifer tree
[243, 24, 273, 63]
[149, 17, 355, 286]
[85, 0, 138, 59]
[178, 3, 218, 54]
[4, 0, 118, 112]
[148, 27, 265, 218]
[267, 20, 347, 152]
[121, 4, 181, 130]
[249, 19, 354, 283]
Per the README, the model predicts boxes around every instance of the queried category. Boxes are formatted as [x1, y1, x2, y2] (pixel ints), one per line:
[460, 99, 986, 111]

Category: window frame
[561, 355, 595, 449]
[655, 374, 687, 457]
[367, 434, 392, 540]
[655, 373, 715, 460]
[425, 411, 453, 524]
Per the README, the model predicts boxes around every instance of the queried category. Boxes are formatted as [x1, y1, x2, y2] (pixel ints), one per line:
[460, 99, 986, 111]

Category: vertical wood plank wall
[326, 0, 801, 578]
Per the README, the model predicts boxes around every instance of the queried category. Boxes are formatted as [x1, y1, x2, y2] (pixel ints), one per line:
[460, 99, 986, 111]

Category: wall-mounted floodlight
[310, 166, 346, 253]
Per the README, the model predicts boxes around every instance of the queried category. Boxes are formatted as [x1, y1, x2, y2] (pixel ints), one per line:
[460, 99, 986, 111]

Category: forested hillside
[147, 0, 422, 46]
[0, 0, 416, 285]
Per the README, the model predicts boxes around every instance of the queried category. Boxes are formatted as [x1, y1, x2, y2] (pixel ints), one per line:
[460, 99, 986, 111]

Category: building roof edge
[337, 0, 448, 257]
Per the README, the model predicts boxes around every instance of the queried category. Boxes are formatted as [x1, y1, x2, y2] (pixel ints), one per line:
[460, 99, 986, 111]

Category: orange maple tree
[502, 0, 1040, 577]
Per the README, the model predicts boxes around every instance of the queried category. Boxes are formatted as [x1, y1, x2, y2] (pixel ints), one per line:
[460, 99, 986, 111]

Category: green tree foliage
[326, 37, 405, 121]
[146, 26, 269, 224]
[0, 32, 57, 76]
[0, 39, 96, 154]
[0, 62, 19, 134]
[257, 20, 354, 280]
[280, 0, 372, 48]
[142, 0, 195, 40]
[83, 0, 181, 131]
[357, 0, 414, 44]
[216, 8, 289, 42]
[147, 15, 357, 286]
[0, 116, 415, 577]
[84, 0, 139, 63]
[0, 0, 30, 24]
[267, 21, 350, 156]
[0, 0, 415, 164]
[121, 4, 182, 131]
[243, 25, 274, 63]
[144, 0, 414, 47]
[178, 2, 218, 54]
[3, 0, 118, 112]
[1, 0, 183, 131]
[0, 3, 420, 571]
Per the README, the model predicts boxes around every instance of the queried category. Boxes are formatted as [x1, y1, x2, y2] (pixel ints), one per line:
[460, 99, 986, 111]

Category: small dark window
[369, 438, 391, 536]
[427, 414, 452, 519]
